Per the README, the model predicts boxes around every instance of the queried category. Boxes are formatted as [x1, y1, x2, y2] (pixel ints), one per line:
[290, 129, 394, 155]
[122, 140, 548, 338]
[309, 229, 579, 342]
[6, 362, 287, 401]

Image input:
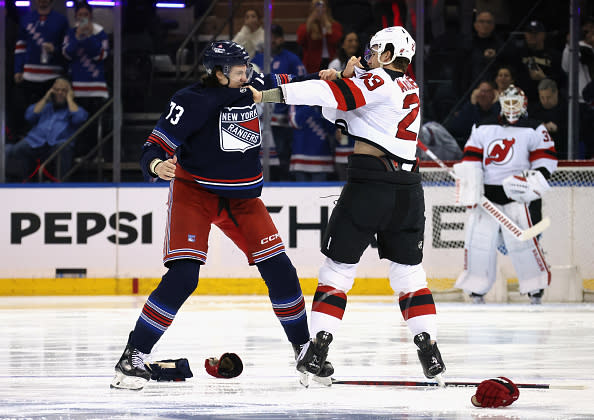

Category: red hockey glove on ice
[205, 353, 243, 378]
[471, 377, 520, 408]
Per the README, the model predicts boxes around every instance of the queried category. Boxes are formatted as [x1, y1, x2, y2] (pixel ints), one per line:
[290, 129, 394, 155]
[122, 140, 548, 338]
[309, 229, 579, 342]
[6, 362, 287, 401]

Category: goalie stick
[331, 379, 585, 390]
[417, 140, 550, 241]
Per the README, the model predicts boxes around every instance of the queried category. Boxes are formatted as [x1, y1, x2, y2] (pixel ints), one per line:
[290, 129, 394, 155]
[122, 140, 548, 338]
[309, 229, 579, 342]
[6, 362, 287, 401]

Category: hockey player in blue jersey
[111, 41, 331, 390]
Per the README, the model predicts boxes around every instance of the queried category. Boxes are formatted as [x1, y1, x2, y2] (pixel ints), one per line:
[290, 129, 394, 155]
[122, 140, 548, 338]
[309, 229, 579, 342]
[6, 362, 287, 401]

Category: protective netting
[419, 162, 594, 296]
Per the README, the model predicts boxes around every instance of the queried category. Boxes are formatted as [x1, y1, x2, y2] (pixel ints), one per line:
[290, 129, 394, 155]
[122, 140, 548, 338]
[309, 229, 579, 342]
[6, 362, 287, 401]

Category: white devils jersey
[280, 67, 420, 160]
[462, 122, 558, 185]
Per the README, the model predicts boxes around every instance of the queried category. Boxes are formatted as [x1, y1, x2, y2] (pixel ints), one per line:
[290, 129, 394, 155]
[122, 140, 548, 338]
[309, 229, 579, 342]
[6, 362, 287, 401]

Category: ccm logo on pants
[261, 234, 279, 245]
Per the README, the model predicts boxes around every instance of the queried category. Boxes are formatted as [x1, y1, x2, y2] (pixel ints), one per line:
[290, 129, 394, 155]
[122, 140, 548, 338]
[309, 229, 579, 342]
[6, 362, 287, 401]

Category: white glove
[502, 169, 550, 203]
[453, 162, 483, 206]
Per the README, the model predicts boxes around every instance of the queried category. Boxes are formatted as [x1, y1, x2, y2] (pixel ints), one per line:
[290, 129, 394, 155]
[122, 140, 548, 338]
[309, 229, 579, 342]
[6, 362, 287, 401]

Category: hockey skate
[528, 289, 544, 305]
[110, 332, 151, 390]
[414, 332, 446, 385]
[294, 331, 334, 387]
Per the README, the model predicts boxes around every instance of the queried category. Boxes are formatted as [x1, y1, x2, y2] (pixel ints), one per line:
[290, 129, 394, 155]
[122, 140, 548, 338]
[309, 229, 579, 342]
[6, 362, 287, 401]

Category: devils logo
[485, 138, 515, 165]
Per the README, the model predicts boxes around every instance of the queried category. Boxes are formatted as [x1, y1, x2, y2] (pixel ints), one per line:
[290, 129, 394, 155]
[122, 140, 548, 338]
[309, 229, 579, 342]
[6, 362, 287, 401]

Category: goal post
[420, 161, 594, 303]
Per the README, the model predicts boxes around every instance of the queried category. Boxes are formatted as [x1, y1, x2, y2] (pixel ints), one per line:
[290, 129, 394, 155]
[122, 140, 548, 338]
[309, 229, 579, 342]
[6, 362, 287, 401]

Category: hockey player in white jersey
[454, 85, 558, 304]
[251, 26, 446, 385]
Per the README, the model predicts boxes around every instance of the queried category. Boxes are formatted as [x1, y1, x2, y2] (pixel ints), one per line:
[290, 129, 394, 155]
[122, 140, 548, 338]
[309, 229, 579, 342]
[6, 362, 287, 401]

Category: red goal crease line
[331, 379, 586, 390]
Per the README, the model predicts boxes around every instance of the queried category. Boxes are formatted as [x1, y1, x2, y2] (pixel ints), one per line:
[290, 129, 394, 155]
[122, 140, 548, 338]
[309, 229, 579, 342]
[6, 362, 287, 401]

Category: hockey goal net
[419, 161, 594, 302]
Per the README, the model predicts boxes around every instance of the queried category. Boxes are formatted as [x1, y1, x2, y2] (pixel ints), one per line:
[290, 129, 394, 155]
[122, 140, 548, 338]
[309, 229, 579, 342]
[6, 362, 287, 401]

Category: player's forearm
[283, 80, 337, 107]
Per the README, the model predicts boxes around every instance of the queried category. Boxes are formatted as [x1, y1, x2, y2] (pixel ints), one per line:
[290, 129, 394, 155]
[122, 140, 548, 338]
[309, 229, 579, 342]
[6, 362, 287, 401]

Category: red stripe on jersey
[23, 67, 59, 74]
[529, 147, 557, 161]
[463, 146, 483, 154]
[343, 78, 366, 108]
[148, 134, 175, 155]
[312, 301, 346, 320]
[325, 81, 348, 110]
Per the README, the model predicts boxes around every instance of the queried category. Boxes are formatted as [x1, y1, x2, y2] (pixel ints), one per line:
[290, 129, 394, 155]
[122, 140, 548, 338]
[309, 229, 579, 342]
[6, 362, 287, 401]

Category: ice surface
[1, 296, 593, 419]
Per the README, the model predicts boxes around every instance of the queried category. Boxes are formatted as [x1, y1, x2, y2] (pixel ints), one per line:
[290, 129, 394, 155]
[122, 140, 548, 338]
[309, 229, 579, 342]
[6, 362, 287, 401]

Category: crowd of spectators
[4, 0, 108, 182]
[3, 0, 594, 183]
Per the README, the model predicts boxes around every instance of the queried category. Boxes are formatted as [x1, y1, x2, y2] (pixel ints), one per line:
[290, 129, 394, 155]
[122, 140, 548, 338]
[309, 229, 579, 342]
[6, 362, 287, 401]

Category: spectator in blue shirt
[6, 78, 88, 181]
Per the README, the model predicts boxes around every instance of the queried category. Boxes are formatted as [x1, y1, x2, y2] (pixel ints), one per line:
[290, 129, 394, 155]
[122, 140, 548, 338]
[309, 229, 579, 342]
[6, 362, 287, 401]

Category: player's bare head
[365, 26, 414, 71]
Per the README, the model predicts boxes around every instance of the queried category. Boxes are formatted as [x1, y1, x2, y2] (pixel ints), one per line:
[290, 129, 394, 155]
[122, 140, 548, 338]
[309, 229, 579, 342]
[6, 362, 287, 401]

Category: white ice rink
[1, 296, 593, 419]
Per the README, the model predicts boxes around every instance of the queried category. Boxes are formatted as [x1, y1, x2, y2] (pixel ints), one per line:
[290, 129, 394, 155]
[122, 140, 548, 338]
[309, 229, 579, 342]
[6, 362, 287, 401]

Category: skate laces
[131, 349, 147, 370]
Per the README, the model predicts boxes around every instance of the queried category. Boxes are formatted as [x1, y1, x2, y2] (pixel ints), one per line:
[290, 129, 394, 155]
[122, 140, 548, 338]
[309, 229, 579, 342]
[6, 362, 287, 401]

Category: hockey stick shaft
[416, 140, 549, 241]
[331, 379, 585, 390]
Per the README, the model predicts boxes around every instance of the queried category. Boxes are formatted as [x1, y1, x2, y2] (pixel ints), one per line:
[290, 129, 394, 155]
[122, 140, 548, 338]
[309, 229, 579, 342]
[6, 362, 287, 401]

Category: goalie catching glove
[145, 358, 194, 381]
[205, 352, 243, 378]
[502, 169, 550, 203]
[471, 377, 520, 408]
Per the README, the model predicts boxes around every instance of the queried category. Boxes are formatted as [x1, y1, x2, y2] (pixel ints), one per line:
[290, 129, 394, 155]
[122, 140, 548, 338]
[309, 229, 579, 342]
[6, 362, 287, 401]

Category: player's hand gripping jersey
[279, 67, 421, 162]
[140, 71, 313, 198]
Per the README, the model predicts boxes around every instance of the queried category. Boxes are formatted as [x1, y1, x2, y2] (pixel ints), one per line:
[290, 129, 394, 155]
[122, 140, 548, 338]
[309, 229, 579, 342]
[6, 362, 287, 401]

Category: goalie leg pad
[205, 353, 243, 378]
[454, 209, 500, 295]
[146, 358, 194, 382]
[471, 376, 520, 407]
[501, 202, 551, 294]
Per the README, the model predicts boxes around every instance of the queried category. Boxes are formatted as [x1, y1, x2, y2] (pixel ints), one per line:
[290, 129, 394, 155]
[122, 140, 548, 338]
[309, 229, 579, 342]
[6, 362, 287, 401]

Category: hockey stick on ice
[331, 379, 586, 390]
[417, 140, 550, 241]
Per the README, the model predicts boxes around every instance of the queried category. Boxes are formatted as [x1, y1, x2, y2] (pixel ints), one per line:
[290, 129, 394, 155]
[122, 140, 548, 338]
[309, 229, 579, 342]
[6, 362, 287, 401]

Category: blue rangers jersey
[14, 10, 68, 82]
[289, 105, 334, 173]
[141, 72, 316, 198]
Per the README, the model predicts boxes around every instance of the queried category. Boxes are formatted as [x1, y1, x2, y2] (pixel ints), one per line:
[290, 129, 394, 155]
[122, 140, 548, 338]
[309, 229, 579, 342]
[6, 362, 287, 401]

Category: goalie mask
[364, 26, 415, 67]
[499, 85, 527, 124]
[203, 40, 253, 80]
